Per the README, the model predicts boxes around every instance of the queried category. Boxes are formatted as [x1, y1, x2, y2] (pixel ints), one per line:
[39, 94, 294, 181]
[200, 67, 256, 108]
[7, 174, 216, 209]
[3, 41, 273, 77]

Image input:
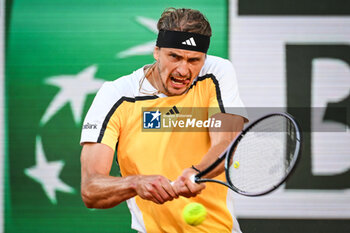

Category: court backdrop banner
[229, 0, 350, 232]
[3, 0, 227, 232]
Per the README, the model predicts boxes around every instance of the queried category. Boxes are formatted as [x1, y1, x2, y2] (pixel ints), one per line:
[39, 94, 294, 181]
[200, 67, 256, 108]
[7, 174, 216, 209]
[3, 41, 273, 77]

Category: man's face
[153, 47, 206, 96]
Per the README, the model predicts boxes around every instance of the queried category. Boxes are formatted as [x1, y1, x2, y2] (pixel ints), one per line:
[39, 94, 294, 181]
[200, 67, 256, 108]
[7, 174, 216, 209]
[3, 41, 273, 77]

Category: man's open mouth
[170, 76, 190, 85]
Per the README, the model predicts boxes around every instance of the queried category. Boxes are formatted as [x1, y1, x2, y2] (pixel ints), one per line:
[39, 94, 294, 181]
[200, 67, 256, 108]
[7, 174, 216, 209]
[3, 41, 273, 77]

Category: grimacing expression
[153, 47, 206, 96]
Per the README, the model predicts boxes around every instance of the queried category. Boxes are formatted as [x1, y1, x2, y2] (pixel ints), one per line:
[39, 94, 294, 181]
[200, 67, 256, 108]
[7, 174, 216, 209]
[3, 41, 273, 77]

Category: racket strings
[228, 115, 298, 194]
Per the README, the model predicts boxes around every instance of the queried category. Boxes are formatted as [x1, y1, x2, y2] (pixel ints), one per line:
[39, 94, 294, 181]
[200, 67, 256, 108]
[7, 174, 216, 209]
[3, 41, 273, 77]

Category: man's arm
[194, 113, 244, 177]
[80, 143, 178, 208]
[173, 113, 244, 196]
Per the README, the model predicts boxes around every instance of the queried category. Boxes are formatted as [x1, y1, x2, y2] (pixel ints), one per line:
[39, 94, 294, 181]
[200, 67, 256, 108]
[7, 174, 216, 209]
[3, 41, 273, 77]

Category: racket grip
[171, 175, 197, 185]
[190, 174, 196, 183]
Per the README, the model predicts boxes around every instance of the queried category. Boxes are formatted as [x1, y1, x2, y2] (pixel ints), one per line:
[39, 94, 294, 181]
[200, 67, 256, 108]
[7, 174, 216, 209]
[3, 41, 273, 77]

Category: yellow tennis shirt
[81, 55, 247, 233]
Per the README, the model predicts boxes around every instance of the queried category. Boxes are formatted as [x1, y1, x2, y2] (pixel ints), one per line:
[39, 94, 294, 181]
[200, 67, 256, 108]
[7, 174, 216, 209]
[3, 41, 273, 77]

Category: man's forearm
[194, 139, 234, 179]
[194, 113, 244, 179]
[81, 174, 138, 209]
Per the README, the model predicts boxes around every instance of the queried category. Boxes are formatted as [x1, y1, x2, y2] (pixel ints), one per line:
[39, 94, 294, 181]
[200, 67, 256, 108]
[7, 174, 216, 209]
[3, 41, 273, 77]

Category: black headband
[156, 30, 210, 53]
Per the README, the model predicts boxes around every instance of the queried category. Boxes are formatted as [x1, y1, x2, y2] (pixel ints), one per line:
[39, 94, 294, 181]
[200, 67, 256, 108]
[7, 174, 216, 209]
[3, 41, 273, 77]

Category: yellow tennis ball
[234, 161, 240, 168]
[182, 202, 207, 226]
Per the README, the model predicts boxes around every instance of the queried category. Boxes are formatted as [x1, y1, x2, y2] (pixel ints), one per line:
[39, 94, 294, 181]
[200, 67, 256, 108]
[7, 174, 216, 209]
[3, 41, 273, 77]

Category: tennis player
[80, 8, 247, 233]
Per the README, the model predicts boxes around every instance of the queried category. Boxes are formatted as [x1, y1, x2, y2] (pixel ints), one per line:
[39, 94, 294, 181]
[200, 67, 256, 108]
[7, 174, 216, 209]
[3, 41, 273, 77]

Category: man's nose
[176, 61, 190, 77]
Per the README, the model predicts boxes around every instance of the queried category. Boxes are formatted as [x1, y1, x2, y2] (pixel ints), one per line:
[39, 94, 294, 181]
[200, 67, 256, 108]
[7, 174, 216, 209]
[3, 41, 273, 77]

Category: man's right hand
[133, 175, 179, 204]
[81, 143, 179, 208]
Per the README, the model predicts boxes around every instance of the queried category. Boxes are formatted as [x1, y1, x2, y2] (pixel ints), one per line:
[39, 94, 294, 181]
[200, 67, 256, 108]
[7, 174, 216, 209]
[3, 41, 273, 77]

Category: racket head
[224, 112, 302, 196]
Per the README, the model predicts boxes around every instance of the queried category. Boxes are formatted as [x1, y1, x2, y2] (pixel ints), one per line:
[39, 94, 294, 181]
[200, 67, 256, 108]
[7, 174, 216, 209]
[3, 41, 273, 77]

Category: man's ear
[153, 47, 160, 61]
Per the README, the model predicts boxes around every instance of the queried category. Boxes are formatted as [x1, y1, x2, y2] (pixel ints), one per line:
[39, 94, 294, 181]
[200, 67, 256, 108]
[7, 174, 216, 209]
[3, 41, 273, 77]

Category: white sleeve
[204, 56, 248, 122]
[80, 81, 121, 145]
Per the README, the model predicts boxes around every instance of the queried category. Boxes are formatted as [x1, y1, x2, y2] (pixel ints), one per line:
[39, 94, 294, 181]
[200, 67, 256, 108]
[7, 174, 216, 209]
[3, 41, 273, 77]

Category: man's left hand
[172, 168, 206, 198]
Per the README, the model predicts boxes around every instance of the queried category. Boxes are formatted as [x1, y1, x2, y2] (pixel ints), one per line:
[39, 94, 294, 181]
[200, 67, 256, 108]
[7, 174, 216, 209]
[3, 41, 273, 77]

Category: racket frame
[193, 112, 302, 197]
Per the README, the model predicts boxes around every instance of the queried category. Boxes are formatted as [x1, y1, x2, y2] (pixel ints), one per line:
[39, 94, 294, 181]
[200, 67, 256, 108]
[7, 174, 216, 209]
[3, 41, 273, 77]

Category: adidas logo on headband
[182, 37, 197, 46]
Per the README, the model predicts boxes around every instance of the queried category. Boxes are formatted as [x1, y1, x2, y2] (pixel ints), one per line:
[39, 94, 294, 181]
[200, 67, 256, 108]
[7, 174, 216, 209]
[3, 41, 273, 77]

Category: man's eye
[170, 54, 177, 58]
[189, 58, 199, 63]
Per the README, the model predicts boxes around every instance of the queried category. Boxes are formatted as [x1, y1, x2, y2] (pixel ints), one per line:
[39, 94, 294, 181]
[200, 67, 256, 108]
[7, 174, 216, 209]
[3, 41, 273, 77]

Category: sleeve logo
[83, 123, 98, 129]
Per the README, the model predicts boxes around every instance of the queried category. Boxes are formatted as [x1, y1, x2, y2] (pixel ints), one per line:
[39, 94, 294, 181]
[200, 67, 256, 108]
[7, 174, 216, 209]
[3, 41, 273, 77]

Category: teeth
[172, 76, 188, 81]
[172, 79, 183, 84]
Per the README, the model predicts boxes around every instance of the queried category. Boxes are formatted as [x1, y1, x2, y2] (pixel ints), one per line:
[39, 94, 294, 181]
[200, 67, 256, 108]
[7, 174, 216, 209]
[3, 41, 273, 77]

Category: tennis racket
[190, 112, 302, 197]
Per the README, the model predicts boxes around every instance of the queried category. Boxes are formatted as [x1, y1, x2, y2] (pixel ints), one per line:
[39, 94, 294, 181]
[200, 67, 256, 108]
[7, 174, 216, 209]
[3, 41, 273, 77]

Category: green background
[5, 0, 228, 232]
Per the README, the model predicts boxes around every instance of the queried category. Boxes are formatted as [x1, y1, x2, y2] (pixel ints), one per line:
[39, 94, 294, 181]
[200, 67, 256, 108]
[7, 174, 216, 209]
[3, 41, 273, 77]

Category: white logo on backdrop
[117, 16, 157, 58]
[24, 136, 75, 204]
[25, 65, 104, 204]
[40, 65, 104, 125]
